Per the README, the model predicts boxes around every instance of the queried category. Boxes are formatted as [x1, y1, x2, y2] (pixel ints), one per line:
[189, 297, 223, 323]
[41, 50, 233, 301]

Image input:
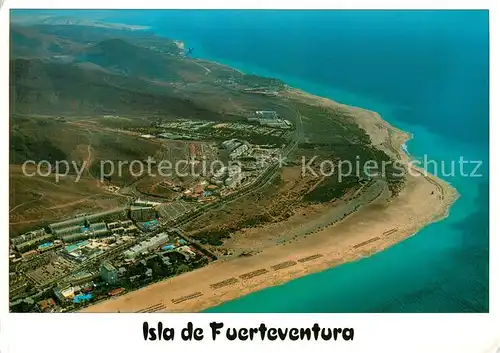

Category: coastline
[82, 85, 458, 313]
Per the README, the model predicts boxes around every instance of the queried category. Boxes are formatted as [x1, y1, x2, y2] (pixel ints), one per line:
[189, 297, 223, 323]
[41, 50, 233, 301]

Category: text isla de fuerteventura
[143, 321, 355, 342]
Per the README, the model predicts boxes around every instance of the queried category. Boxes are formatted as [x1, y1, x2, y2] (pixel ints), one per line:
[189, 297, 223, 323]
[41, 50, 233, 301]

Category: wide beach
[82, 88, 458, 313]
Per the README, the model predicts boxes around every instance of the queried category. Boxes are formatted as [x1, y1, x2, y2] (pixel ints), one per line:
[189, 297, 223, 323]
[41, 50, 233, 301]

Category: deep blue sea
[100, 10, 489, 312]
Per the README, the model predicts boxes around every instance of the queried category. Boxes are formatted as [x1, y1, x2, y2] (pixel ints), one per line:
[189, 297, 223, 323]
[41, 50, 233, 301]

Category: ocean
[104, 10, 489, 312]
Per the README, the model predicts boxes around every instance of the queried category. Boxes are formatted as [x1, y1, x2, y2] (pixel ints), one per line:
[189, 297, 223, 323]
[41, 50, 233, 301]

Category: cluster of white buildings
[108, 220, 138, 236]
[11, 228, 46, 245]
[176, 245, 196, 259]
[225, 165, 244, 189]
[221, 139, 251, 160]
[247, 110, 292, 129]
[123, 232, 170, 259]
[211, 164, 245, 189]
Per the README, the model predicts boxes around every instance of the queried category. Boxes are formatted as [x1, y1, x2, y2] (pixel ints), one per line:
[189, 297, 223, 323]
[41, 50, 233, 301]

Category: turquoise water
[100, 10, 488, 312]
[38, 242, 53, 249]
[64, 240, 89, 253]
[73, 293, 93, 303]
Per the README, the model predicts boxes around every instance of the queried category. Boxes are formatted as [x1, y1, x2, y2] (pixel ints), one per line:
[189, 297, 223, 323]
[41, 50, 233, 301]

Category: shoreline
[82, 86, 458, 313]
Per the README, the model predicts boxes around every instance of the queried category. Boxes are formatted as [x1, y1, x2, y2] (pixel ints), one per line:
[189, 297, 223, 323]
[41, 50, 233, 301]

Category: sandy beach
[82, 88, 458, 313]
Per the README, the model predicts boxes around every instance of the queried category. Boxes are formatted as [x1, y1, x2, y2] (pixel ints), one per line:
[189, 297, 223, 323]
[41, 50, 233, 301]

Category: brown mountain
[10, 57, 227, 120]
[79, 38, 200, 81]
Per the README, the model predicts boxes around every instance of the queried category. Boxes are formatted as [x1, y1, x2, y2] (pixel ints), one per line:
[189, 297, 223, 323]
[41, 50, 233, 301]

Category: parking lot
[157, 201, 197, 224]
[26, 256, 76, 286]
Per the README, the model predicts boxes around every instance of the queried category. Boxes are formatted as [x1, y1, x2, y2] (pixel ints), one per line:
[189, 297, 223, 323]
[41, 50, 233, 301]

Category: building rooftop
[101, 262, 117, 272]
[255, 110, 278, 120]
[130, 206, 153, 211]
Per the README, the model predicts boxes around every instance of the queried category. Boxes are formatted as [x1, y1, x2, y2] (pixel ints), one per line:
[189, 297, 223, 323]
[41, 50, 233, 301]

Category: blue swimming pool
[73, 293, 93, 303]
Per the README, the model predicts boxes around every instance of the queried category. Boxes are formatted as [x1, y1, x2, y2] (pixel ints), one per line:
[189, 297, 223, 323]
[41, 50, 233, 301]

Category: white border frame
[0, 1, 498, 352]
